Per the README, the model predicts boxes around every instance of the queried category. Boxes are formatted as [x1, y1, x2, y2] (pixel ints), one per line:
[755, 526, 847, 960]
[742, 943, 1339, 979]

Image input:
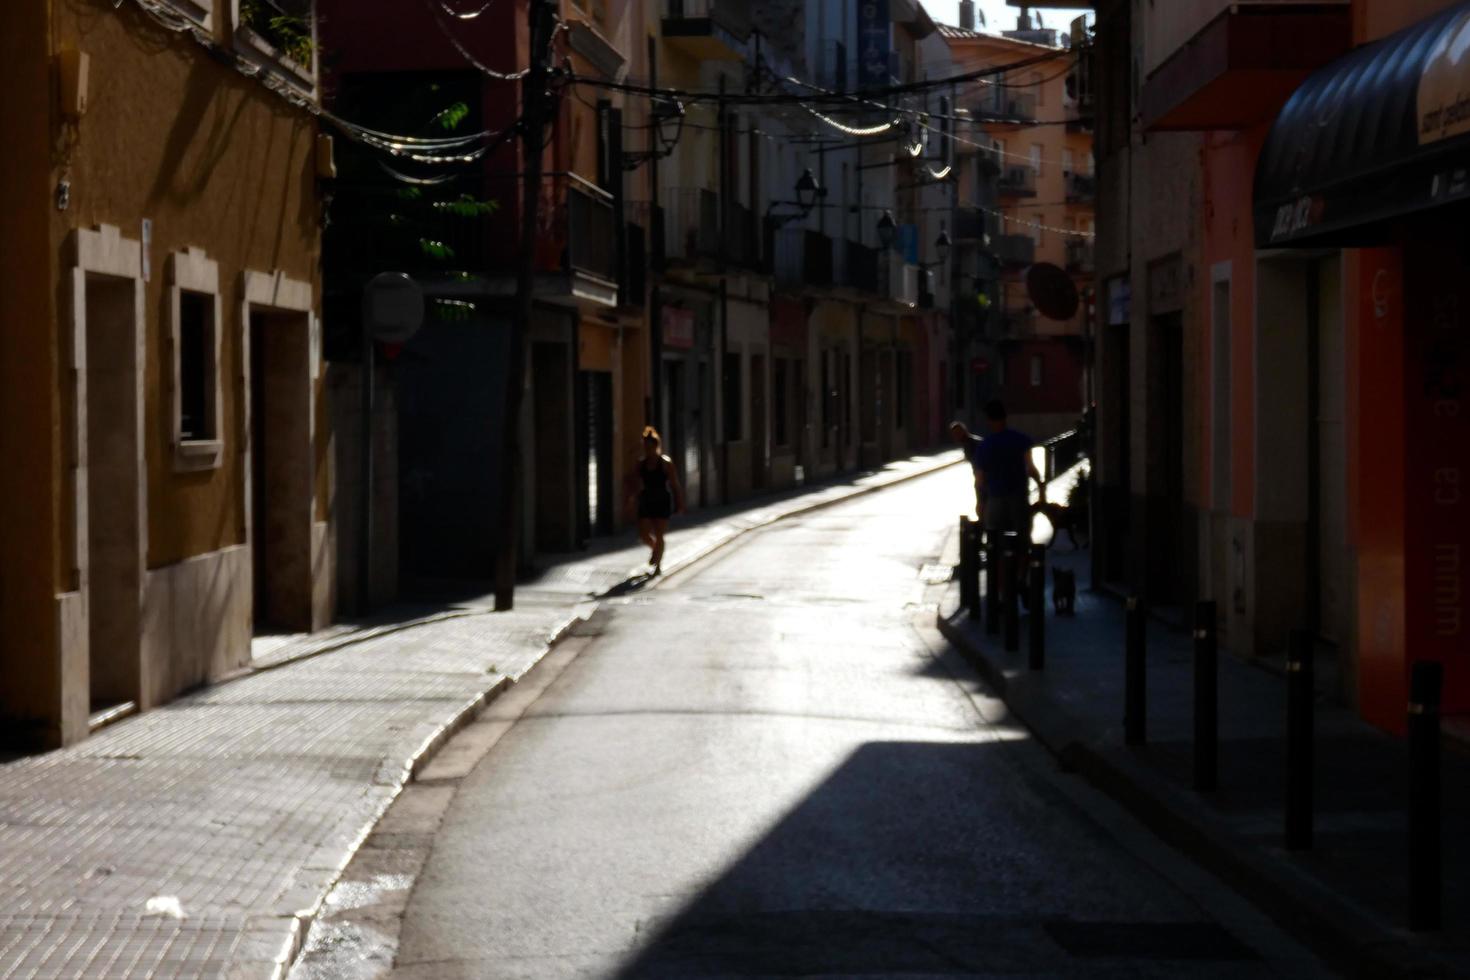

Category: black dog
[1052, 567, 1077, 615]
[1037, 501, 1089, 550]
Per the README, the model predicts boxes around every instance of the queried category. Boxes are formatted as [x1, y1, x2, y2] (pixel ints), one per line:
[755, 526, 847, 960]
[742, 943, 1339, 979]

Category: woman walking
[627, 426, 684, 574]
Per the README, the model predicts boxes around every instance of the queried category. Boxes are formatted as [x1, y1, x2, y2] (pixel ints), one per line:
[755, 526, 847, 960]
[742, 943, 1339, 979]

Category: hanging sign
[662, 306, 695, 350]
[857, 0, 891, 90]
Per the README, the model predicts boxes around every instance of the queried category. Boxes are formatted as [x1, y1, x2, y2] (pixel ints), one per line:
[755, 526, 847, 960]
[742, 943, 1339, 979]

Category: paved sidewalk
[937, 537, 1470, 980]
[0, 449, 960, 979]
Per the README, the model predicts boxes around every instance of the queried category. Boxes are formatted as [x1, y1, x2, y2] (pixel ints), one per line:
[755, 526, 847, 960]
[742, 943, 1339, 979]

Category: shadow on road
[611, 737, 1259, 978]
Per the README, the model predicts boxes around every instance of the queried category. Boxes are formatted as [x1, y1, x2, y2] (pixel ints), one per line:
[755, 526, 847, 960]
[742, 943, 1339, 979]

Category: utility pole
[495, 0, 558, 611]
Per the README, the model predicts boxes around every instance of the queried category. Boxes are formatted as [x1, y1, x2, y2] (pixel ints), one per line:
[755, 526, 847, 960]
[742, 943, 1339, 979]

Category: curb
[277, 611, 582, 979]
[277, 462, 959, 979]
[247, 453, 964, 671]
[935, 608, 1455, 980]
[653, 455, 964, 588]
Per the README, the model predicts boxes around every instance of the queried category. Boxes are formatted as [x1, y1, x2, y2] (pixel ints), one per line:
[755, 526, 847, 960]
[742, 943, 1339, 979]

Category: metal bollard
[1193, 600, 1218, 792]
[1124, 596, 1146, 746]
[958, 517, 978, 616]
[1028, 543, 1045, 670]
[984, 531, 1001, 635]
[1285, 629, 1314, 851]
[1002, 533, 1020, 653]
[1409, 660, 1443, 932]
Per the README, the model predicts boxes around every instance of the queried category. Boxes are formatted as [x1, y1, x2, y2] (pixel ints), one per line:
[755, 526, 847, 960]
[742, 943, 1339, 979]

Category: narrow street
[380, 470, 1329, 979]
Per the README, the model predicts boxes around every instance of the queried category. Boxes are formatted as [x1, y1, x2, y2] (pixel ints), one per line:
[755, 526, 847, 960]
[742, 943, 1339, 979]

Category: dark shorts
[638, 492, 673, 521]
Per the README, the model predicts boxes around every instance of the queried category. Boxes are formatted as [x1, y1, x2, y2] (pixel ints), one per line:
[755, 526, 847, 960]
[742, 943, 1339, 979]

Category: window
[234, 0, 316, 90]
[1030, 353, 1044, 387]
[178, 292, 213, 441]
[723, 352, 742, 442]
[1030, 144, 1043, 174]
[168, 248, 223, 470]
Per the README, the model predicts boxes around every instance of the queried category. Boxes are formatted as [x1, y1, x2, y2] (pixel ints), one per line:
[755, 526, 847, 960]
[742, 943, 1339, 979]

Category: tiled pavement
[936, 526, 1470, 980]
[0, 450, 960, 979]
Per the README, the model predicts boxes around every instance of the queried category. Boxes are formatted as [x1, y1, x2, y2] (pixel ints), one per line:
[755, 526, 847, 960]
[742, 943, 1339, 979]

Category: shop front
[1254, 0, 1470, 732]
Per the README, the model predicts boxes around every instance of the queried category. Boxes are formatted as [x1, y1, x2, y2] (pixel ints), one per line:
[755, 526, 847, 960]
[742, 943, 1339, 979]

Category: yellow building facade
[0, 0, 332, 749]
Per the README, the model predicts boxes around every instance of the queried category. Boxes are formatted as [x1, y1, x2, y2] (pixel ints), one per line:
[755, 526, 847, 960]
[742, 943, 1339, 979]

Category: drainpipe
[719, 74, 731, 505]
[648, 35, 662, 428]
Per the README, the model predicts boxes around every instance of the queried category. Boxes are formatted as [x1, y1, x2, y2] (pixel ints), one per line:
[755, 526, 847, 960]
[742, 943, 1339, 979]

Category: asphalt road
[388, 467, 1333, 979]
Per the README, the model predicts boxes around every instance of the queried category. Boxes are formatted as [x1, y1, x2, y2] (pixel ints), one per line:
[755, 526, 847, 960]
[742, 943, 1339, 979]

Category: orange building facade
[1095, 0, 1470, 734]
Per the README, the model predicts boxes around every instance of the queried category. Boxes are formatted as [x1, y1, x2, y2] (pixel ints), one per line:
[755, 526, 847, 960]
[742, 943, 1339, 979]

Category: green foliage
[432, 195, 499, 219]
[240, 0, 315, 67]
[433, 102, 471, 132]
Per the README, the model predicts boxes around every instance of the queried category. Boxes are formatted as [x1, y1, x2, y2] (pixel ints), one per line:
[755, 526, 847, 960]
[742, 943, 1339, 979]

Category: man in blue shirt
[971, 400, 1043, 534]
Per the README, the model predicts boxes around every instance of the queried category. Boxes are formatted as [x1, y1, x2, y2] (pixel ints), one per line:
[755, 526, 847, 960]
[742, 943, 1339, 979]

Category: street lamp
[795, 168, 819, 210]
[934, 226, 952, 265]
[876, 210, 896, 249]
[766, 168, 827, 227]
[622, 96, 685, 171]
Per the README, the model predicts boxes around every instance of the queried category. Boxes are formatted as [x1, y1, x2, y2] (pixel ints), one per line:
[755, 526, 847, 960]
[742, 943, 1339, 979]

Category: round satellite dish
[364, 272, 425, 344]
[1026, 262, 1080, 321]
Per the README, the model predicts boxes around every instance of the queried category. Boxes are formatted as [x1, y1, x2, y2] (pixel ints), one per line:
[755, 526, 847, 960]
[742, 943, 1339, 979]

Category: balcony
[997, 165, 1037, 198]
[993, 234, 1036, 269]
[879, 252, 919, 309]
[724, 200, 759, 269]
[528, 173, 617, 308]
[625, 201, 666, 272]
[840, 239, 880, 292]
[1140, 2, 1351, 131]
[1065, 170, 1096, 203]
[954, 207, 1000, 243]
[979, 90, 1037, 125]
[816, 39, 850, 93]
[773, 228, 834, 290]
[661, 187, 721, 266]
[1066, 239, 1095, 275]
[662, 0, 751, 61]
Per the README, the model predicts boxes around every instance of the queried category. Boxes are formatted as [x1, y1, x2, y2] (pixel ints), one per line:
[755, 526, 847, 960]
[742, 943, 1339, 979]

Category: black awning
[1254, 2, 1470, 249]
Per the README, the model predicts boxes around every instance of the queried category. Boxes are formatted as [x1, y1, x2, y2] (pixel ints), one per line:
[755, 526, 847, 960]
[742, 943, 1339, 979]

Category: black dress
[637, 457, 674, 520]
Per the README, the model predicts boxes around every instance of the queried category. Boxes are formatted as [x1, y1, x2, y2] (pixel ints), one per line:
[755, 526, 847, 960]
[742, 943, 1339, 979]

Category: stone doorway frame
[240, 269, 327, 634]
[59, 224, 148, 743]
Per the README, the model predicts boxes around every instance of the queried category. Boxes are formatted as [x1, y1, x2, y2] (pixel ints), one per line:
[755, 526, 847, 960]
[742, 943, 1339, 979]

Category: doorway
[750, 353, 768, 491]
[84, 274, 143, 714]
[577, 370, 614, 542]
[250, 310, 313, 633]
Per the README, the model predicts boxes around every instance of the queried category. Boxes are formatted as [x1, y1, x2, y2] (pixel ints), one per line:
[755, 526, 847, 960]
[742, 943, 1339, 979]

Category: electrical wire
[420, 0, 530, 80]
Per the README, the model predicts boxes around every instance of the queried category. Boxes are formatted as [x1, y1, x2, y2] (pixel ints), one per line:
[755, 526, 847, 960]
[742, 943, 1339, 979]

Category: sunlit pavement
[376, 467, 1332, 979]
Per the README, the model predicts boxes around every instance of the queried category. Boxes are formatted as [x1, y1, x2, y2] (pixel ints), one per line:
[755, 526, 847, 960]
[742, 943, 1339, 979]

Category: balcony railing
[532, 173, 616, 282]
[842, 239, 879, 291]
[625, 201, 666, 272]
[774, 228, 833, 289]
[1065, 170, 1096, 202]
[724, 200, 758, 269]
[994, 234, 1036, 268]
[1066, 238, 1095, 274]
[661, 186, 720, 263]
[954, 207, 1000, 243]
[979, 90, 1037, 124]
[663, 0, 752, 44]
[998, 165, 1038, 197]
[879, 252, 919, 307]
